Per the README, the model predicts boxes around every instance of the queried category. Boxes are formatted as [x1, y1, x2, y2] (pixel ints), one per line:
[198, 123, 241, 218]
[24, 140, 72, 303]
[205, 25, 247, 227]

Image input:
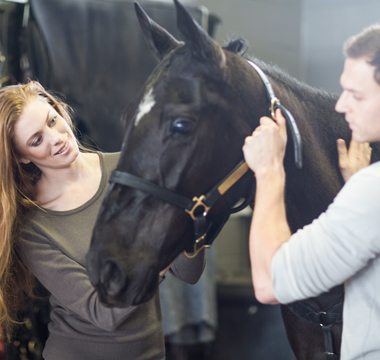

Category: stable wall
[302, 0, 380, 93]
[190, 0, 380, 93]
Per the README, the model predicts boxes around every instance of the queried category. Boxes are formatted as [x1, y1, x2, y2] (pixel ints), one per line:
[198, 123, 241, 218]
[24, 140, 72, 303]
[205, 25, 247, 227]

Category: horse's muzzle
[86, 255, 128, 307]
[86, 250, 159, 307]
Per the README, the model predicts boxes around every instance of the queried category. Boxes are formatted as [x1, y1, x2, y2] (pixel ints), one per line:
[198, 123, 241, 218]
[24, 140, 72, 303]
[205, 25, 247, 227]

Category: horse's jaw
[86, 200, 191, 307]
[86, 242, 161, 307]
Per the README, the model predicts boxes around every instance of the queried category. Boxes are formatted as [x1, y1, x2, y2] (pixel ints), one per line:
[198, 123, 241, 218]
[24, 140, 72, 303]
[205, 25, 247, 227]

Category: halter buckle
[270, 97, 280, 119]
[185, 195, 210, 221]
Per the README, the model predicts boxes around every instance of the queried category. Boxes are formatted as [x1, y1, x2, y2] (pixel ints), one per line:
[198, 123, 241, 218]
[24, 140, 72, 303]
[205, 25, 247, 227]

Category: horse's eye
[171, 118, 194, 135]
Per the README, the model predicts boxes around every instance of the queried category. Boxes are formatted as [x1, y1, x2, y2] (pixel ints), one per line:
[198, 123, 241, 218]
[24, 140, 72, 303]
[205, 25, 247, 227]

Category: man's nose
[335, 91, 348, 113]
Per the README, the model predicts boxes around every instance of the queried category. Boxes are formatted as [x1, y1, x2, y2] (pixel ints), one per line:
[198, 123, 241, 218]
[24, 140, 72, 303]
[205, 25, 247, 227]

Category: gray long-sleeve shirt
[18, 152, 205, 360]
[272, 161, 380, 360]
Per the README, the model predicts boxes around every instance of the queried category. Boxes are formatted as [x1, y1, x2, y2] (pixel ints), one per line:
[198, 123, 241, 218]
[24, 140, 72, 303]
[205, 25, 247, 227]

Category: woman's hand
[243, 108, 287, 176]
[337, 138, 372, 182]
[159, 261, 174, 278]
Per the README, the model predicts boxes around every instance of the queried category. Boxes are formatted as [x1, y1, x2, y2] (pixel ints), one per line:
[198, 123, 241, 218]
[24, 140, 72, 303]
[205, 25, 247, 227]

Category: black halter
[247, 60, 302, 169]
[109, 60, 302, 257]
[288, 301, 343, 360]
[111, 161, 252, 257]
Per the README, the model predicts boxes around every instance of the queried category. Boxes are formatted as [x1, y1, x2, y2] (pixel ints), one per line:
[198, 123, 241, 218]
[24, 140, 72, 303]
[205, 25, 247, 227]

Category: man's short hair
[344, 24, 380, 84]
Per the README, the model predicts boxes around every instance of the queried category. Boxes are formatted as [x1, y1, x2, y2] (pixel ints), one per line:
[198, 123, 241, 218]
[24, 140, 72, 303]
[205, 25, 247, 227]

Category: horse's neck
[265, 73, 347, 231]
[271, 69, 339, 127]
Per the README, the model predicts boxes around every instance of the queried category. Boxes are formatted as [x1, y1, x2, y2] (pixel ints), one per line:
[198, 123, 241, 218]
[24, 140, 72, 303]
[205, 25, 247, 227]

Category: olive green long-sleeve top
[19, 152, 205, 360]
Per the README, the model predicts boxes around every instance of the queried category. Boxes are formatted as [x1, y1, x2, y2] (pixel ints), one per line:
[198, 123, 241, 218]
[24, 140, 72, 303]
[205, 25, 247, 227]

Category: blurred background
[1, 0, 380, 359]
[191, 0, 380, 95]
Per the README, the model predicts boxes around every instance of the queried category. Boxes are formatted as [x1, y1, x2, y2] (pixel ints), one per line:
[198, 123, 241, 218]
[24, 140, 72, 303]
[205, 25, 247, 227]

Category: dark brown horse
[86, 1, 380, 359]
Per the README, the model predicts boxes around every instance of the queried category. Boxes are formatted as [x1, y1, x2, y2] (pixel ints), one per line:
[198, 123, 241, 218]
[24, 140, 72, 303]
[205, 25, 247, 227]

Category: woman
[0, 81, 205, 360]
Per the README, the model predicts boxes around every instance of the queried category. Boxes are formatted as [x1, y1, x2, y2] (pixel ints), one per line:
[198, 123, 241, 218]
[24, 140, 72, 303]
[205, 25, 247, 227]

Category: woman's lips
[55, 139, 69, 155]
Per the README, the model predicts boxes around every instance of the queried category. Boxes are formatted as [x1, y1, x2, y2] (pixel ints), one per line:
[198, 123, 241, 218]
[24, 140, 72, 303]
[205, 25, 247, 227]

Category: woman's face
[13, 98, 79, 171]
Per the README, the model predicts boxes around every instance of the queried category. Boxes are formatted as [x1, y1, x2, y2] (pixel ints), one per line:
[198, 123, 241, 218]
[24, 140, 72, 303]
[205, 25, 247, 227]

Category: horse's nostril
[99, 259, 127, 297]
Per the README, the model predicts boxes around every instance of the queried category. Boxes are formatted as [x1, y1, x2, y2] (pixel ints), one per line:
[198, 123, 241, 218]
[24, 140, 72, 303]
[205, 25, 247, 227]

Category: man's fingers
[260, 109, 286, 129]
[337, 138, 348, 167]
[259, 116, 274, 126]
[348, 137, 361, 153]
[273, 108, 287, 136]
[337, 138, 372, 182]
[273, 108, 285, 124]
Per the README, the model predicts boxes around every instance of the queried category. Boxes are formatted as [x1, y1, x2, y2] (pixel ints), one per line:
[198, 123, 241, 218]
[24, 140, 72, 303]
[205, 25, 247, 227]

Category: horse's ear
[223, 39, 249, 57]
[174, 0, 225, 67]
[135, 2, 181, 61]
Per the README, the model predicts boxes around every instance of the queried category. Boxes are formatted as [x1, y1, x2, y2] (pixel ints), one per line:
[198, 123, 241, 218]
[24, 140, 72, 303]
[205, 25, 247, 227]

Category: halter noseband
[109, 60, 302, 258]
[110, 160, 251, 258]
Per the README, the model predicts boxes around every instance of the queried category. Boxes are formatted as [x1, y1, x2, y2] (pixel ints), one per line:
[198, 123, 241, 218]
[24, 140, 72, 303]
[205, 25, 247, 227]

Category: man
[242, 24, 380, 359]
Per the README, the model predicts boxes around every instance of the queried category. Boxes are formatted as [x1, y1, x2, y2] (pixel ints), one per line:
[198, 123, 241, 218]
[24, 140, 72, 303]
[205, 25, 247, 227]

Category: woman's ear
[18, 156, 31, 164]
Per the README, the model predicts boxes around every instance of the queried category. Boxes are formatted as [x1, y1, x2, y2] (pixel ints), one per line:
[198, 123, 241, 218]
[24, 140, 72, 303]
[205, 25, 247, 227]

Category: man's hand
[337, 138, 372, 182]
[243, 108, 287, 176]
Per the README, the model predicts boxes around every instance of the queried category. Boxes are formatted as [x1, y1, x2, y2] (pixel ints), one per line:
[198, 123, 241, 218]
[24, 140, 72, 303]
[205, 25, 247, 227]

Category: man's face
[335, 57, 380, 143]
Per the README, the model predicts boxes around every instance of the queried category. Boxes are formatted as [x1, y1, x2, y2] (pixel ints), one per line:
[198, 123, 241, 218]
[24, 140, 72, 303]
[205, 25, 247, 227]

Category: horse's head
[86, 0, 263, 307]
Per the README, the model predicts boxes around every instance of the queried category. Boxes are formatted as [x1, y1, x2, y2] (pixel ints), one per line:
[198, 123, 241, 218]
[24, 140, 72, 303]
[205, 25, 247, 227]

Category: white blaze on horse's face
[134, 88, 156, 127]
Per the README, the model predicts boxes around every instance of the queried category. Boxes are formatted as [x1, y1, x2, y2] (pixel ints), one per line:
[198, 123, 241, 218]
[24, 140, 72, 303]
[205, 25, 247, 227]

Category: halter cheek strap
[247, 60, 303, 169]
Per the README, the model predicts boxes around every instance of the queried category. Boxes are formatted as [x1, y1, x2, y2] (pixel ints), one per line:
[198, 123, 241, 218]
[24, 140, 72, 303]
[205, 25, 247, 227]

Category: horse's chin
[94, 267, 159, 308]
[95, 284, 129, 308]
[132, 267, 158, 305]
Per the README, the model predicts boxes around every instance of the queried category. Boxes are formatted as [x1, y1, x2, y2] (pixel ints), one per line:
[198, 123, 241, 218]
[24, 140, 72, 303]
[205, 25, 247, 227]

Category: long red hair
[0, 81, 75, 340]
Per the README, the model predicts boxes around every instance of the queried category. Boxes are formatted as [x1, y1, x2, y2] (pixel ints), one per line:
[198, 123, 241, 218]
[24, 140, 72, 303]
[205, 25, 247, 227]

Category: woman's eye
[171, 118, 194, 135]
[32, 136, 42, 147]
[50, 116, 57, 126]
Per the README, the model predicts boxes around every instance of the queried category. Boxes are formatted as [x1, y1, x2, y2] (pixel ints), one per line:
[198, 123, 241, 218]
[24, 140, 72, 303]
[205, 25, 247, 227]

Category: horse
[86, 0, 380, 358]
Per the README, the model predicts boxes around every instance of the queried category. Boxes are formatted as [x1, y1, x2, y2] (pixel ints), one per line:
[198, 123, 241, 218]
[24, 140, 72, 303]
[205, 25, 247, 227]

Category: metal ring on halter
[270, 97, 280, 119]
[183, 233, 211, 258]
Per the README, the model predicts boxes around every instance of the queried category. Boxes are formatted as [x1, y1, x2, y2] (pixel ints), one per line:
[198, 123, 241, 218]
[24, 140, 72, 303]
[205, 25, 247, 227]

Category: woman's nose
[50, 129, 64, 145]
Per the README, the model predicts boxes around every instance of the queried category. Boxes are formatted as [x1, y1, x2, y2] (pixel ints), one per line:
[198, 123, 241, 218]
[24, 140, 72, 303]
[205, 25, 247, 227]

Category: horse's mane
[223, 39, 339, 110]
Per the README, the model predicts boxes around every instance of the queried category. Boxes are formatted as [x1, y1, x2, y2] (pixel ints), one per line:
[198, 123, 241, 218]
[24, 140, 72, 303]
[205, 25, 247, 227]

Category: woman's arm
[18, 234, 137, 332]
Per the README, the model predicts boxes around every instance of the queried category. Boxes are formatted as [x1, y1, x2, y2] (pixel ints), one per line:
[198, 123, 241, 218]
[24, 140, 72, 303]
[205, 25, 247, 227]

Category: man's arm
[243, 110, 372, 305]
[249, 162, 291, 304]
[243, 109, 290, 304]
